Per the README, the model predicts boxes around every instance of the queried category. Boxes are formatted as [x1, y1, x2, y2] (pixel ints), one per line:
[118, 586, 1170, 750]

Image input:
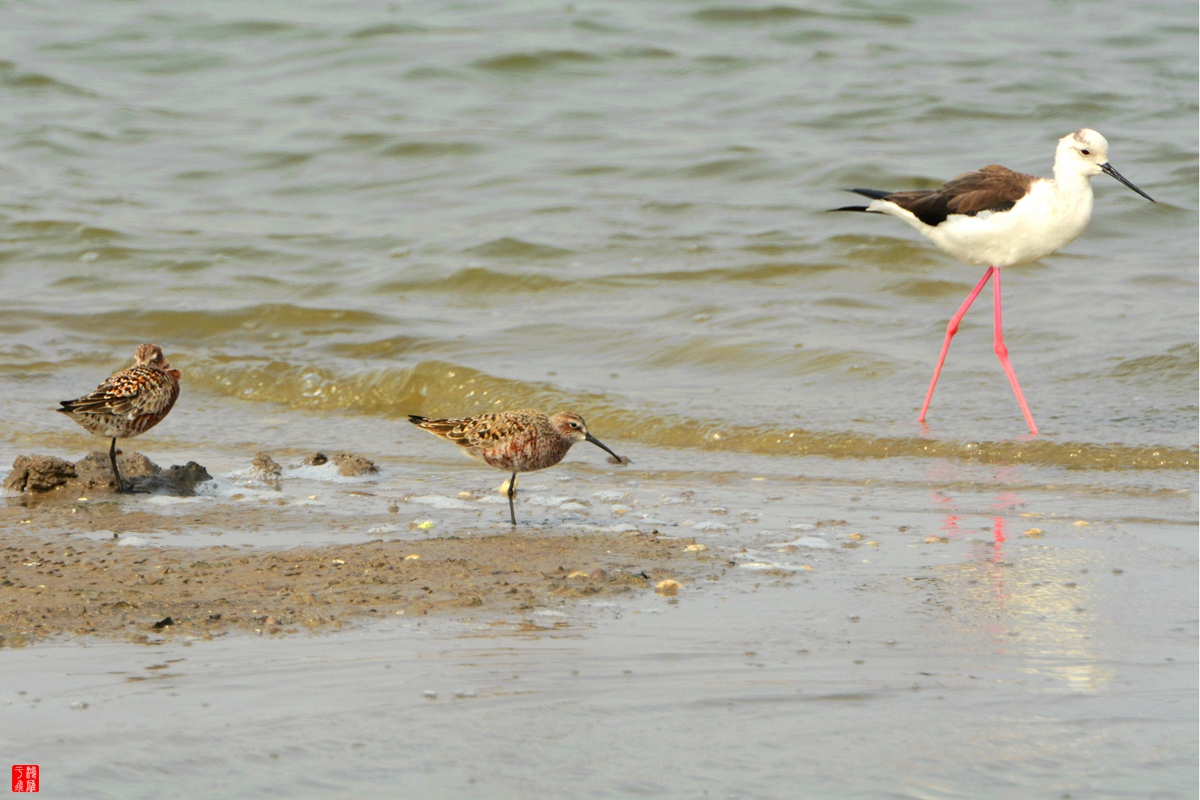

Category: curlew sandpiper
[408, 409, 625, 525]
[57, 343, 181, 492]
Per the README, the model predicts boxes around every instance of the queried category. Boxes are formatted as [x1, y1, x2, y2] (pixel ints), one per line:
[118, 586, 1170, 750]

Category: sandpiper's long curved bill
[1101, 162, 1155, 202]
[585, 432, 626, 463]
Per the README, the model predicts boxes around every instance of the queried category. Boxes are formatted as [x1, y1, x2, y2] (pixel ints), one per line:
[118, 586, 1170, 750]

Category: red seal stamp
[11, 765, 39, 793]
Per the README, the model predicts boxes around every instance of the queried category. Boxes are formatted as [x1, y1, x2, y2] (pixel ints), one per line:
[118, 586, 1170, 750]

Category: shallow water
[0, 0, 1196, 796]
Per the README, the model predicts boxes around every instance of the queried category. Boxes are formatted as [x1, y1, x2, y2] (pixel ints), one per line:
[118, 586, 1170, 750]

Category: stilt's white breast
[898, 178, 1095, 268]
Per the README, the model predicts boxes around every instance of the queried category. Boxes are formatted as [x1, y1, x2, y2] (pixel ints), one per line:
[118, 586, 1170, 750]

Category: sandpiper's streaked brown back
[408, 408, 624, 525]
[57, 343, 181, 492]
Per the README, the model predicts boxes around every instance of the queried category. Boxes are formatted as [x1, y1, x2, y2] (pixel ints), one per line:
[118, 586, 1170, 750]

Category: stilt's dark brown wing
[847, 165, 1038, 226]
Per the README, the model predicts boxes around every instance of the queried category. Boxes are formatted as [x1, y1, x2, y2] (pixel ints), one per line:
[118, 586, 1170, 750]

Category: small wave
[120, 51, 230, 77]
[324, 336, 437, 360]
[378, 266, 572, 294]
[189, 20, 303, 39]
[692, 6, 821, 23]
[11, 304, 395, 344]
[883, 277, 977, 299]
[691, 6, 909, 26]
[602, 261, 843, 286]
[183, 357, 1197, 472]
[243, 151, 315, 171]
[0, 61, 97, 97]
[347, 23, 427, 39]
[1109, 343, 1198, 384]
[636, 338, 894, 378]
[630, 156, 773, 181]
[9, 220, 127, 244]
[335, 132, 485, 157]
[463, 237, 574, 260]
[614, 46, 676, 60]
[380, 140, 486, 158]
[472, 49, 604, 73]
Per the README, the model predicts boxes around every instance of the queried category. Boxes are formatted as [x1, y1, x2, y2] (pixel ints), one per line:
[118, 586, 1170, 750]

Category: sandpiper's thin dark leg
[507, 472, 518, 526]
[109, 437, 127, 493]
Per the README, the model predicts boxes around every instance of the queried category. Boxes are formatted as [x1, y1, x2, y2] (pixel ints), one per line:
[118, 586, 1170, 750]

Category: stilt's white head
[1054, 128, 1155, 202]
[1055, 129, 1110, 178]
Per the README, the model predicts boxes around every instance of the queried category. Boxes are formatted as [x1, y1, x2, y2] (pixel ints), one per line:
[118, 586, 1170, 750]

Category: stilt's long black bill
[1101, 162, 1155, 202]
[585, 433, 626, 464]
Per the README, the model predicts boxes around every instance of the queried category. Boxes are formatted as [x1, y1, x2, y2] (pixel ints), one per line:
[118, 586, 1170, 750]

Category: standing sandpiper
[57, 343, 181, 493]
[408, 409, 625, 525]
[834, 129, 1155, 434]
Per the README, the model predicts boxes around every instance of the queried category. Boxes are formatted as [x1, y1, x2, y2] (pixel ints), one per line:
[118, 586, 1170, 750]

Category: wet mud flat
[0, 447, 716, 646]
[0, 516, 707, 647]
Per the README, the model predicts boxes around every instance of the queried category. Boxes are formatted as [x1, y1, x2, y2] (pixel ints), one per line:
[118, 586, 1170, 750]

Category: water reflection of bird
[408, 409, 626, 525]
[835, 128, 1155, 434]
[57, 344, 181, 492]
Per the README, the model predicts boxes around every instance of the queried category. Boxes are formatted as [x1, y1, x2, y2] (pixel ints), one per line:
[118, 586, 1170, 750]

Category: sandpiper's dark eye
[1080, 149, 1091, 156]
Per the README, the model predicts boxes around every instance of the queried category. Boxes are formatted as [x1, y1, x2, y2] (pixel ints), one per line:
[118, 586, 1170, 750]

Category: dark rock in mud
[75, 451, 157, 490]
[138, 461, 212, 495]
[331, 452, 378, 477]
[301, 452, 378, 477]
[4, 452, 210, 497]
[4, 455, 77, 493]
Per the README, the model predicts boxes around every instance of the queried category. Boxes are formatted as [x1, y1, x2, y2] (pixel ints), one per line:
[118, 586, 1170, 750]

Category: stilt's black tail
[829, 188, 891, 213]
[848, 188, 891, 199]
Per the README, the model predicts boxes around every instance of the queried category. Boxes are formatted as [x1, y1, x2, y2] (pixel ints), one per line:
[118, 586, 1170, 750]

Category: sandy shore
[0, 448, 728, 646]
[0, 515, 710, 647]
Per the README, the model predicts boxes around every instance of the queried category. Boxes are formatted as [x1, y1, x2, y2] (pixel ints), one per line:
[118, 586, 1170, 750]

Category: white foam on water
[142, 495, 210, 506]
[405, 495, 473, 510]
[737, 561, 802, 571]
[524, 494, 579, 508]
[194, 479, 277, 501]
[286, 463, 379, 484]
[786, 537, 835, 550]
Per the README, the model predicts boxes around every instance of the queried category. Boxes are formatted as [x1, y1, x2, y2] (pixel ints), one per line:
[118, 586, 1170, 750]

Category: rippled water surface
[1, 0, 1196, 796]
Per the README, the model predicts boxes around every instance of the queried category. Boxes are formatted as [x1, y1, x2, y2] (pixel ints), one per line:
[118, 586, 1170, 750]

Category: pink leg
[919, 266, 995, 423]
[992, 270, 1039, 435]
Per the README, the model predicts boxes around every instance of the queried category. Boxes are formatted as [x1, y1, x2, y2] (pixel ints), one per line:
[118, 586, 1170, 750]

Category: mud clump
[4, 452, 210, 498]
[301, 452, 378, 477]
[146, 462, 212, 495]
[75, 451, 158, 489]
[4, 455, 77, 493]
[251, 452, 283, 479]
